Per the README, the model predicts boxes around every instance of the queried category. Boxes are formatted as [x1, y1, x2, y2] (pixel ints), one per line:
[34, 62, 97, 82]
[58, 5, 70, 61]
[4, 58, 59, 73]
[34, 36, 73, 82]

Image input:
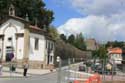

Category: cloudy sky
[44, 0, 125, 42]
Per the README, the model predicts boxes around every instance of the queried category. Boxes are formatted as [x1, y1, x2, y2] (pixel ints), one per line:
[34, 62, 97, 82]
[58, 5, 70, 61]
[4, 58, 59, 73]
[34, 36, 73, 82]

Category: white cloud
[70, 0, 125, 16]
[57, 0, 125, 42]
[58, 14, 125, 42]
[50, 0, 70, 7]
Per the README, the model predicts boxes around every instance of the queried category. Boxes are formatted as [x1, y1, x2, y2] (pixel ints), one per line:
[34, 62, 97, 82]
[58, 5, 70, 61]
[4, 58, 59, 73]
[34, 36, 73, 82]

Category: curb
[0, 76, 26, 78]
[0, 69, 57, 78]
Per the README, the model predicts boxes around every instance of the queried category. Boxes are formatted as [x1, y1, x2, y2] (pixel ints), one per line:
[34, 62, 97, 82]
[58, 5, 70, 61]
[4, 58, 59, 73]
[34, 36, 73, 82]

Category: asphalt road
[1, 62, 125, 83]
[0, 72, 58, 83]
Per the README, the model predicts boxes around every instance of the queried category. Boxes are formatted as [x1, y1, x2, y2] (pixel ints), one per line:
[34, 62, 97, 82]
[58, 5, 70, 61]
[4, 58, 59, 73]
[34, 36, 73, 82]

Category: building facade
[0, 16, 55, 69]
[108, 47, 123, 64]
[85, 38, 99, 51]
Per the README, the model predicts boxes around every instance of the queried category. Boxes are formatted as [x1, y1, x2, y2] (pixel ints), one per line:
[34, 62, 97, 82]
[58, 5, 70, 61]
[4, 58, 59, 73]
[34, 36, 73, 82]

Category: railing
[57, 58, 125, 83]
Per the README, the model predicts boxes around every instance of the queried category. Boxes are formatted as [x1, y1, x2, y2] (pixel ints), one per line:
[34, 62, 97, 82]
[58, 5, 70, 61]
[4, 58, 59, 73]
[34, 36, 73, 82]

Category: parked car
[92, 63, 116, 75]
[95, 64, 103, 74]
[79, 64, 86, 71]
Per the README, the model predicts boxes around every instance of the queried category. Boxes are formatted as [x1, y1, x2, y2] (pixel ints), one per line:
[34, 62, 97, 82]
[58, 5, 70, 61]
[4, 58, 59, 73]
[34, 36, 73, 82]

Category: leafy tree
[74, 33, 86, 50]
[67, 34, 75, 45]
[105, 41, 113, 48]
[48, 25, 59, 40]
[106, 41, 124, 48]
[60, 34, 67, 42]
[92, 50, 98, 58]
[0, 0, 54, 30]
[59, 33, 86, 50]
[113, 41, 124, 48]
[98, 45, 107, 59]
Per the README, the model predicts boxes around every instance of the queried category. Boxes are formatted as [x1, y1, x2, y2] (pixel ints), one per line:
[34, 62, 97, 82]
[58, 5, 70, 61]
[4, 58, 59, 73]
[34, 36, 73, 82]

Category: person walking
[23, 61, 29, 77]
[106, 63, 112, 75]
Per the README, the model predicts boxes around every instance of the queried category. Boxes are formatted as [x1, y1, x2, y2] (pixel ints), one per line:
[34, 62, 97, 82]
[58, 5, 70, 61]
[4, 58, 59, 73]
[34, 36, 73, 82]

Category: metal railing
[57, 58, 125, 83]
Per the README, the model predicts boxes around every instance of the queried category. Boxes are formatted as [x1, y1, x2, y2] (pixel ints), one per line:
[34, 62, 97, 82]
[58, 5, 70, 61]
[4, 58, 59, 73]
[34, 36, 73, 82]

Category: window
[51, 42, 53, 50]
[50, 56, 53, 63]
[51, 43, 54, 50]
[47, 41, 54, 50]
[49, 42, 53, 50]
[8, 37, 12, 41]
[48, 42, 50, 49]
[35, 38, 39, 50]
[6, 46, 12, 49]
[49, 42, 52, 50]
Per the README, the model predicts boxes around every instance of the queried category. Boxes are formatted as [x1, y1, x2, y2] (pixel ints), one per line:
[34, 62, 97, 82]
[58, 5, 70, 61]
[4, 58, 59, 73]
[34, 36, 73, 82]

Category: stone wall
[28, 60, 55, 69]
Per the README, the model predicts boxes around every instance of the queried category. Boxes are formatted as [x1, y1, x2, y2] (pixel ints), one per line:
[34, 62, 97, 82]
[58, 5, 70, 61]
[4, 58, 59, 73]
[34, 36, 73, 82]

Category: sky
[44, 0, 125, 42]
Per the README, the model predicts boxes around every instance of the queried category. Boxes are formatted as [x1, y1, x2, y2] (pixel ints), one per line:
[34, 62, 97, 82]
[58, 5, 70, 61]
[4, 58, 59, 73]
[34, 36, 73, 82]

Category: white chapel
[0, 4, 55, 69]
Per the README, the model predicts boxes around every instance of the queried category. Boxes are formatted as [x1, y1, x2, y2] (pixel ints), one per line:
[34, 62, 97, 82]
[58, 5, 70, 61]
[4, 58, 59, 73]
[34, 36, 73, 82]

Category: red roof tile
[108, 47, 122, 54]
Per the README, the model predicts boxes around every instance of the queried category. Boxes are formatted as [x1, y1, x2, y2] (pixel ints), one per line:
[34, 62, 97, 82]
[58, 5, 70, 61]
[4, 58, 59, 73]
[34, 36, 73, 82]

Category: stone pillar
[23, 29, 30, 63]
[15, 35, 18, 61]
[0, 35, 4, 62]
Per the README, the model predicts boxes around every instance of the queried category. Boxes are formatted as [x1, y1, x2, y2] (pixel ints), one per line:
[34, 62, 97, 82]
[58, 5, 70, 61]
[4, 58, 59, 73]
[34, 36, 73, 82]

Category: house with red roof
[108, 47, 123, 64]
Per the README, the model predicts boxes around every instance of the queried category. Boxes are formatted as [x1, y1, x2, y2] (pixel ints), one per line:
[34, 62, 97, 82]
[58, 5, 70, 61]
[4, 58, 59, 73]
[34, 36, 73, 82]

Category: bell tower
[9, 4, 15, 16]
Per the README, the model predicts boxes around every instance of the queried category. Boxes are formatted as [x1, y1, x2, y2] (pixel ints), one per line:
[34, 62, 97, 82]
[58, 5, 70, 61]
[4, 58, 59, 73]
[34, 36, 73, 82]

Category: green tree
[98, 45, 107, 59]
[113, 41, 124, 48]
[48, 25, 59, 40]
[60, 34, 67, 42]
[74, 33, 86, 50]
[92, 50, 98, 58]
[67, 34, 75, 45]
[106, 41, 124, 48]
[0, 0, 54, 30]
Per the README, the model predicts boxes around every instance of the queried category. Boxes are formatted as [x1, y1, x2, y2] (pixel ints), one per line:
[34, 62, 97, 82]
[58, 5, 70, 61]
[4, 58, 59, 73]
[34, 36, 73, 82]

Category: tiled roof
[0, 15, 54, 41]
[108, 47, 122, 54]
[29, 25, 43, 31]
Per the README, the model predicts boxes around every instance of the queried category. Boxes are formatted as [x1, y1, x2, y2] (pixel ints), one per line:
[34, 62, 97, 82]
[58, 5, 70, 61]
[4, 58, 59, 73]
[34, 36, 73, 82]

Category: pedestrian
[23, 61, 29, 77]
[9, 63, 13, 76]
[11, 63, 16, 72]
[106, 63, 112, 75]
[0, 61, 2, 75]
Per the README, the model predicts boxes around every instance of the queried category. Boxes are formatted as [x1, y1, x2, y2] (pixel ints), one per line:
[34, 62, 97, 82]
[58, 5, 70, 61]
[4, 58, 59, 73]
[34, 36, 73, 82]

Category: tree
[105, 41, 124, 48]
[0, 0, 54, 30]
[48, 25, 59, 40]
[74, 33, 86, 50]
[60, 34, 67, 42]
[98, 45, 107, 59]
[92, 50, 98, 58]
[67, 34, 75, 45]
[113, 41, 124, 48]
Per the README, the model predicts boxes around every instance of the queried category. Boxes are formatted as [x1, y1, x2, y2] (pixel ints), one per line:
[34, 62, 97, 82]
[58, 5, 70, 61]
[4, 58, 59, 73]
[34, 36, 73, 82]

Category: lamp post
[56, 56, 61, 83]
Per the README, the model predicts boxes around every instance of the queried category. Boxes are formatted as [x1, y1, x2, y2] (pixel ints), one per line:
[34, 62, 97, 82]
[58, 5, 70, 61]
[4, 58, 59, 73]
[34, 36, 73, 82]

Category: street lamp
[56, 56, 60, 63]
[56, 56, 61, 83]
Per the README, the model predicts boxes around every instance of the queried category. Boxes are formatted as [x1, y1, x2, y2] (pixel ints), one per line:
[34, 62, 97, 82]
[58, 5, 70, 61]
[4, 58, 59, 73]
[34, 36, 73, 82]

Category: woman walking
[23, 61, 29, 77]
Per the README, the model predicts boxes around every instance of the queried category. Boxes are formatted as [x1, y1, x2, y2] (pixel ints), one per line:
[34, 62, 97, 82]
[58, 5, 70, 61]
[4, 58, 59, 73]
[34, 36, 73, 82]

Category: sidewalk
[0, 62, 82, 77]
[0, 67, 55, 77]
